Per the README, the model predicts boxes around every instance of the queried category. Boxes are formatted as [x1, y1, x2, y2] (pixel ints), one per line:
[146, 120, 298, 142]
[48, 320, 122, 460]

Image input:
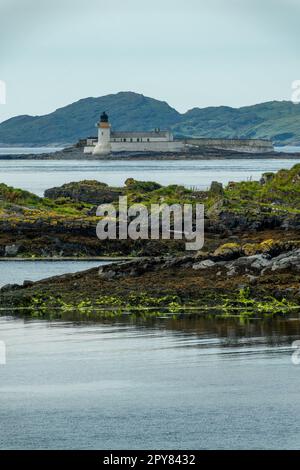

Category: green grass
[1, 163, 300, 221]
[224, 163, 300, 213]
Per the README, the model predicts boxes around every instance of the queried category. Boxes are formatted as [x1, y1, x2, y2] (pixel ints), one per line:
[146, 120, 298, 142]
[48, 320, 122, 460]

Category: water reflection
[1, 315, 300, 449]
[9, 313, 300, 349]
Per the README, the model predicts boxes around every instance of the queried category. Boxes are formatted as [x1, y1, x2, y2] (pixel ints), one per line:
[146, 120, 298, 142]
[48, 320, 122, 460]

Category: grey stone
[271, 249, 300, 271]
[227, 267, 237, 277]
[129, 269, 141, 277]
[192, 259, 215, 270]
[272, 257, 300, 271]
[250, 255, 271, 270]
[230, 254, 270, 270]
[230, 255, 257, 268]
[163, 258, 181, 268]
[5, 244, 20, 256]
[99, 270, 116, 280]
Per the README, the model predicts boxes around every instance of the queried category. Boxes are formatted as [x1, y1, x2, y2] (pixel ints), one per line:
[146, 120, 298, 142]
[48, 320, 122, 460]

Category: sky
[0, 0, 299, 123]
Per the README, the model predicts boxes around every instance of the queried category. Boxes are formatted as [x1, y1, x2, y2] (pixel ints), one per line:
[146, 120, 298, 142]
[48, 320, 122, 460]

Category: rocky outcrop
[190, 249, 300, 278]
[1, 244, 300, 318]
[44, 180, 122, 204]
[209, 181, 224, 196]
[270, 250, 300, 271]
[1, 164, 300, 260]
[2, 146, 299, 161]
[192, 259, 215, 270]
[95, 245, 300, 280]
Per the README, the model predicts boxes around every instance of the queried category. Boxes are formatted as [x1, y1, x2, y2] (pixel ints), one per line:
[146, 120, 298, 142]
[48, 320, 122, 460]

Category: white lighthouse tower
[93, 111, 111, 156]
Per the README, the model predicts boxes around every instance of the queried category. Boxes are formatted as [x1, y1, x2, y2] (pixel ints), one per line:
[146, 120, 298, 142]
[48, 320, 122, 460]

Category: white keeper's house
[84, 112, 185, 155]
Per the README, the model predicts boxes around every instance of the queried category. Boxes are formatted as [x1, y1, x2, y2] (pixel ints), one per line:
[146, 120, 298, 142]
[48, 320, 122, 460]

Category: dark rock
[230, 254, 271, 270]
[124, 179, 162, 192]
[99, 269, 116, 280]
[209, 181, 224, 196]
[129, 269, 140, 277]
[226, 267, 237, 277]
[44, 180, 122, 205]
[270, 249, 300, 271]
[206, 199, 224, 218]
[192, 259, 215, 270]
[0, 283, 21, 292]
[260, 172, 274, 185]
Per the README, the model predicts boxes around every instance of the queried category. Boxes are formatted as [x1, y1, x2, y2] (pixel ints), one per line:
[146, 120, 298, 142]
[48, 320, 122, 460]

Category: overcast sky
[0, 0, 299, 122]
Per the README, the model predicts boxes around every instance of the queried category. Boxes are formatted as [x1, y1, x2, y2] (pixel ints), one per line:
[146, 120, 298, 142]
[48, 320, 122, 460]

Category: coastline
[1, 241, 300, 319]
[0, 256, 136, 261]
[1, 146, 300, 160]
[1, 163, 300, 319]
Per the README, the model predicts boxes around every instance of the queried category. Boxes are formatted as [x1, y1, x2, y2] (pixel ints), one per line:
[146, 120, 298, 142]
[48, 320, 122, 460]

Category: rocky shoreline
[1, 146, 300, 160]
[1, 163, 300, 318]
[1, 235, 299, 318]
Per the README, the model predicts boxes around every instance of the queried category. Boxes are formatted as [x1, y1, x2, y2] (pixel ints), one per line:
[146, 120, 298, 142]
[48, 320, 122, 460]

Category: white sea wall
[110, 141, 184, 152]
[185, 138, 274, 153]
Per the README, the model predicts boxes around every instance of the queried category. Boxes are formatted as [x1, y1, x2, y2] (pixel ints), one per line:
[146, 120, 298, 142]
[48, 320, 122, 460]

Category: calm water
[0, 260, 110, 287]
[0, 158, 300, 196]
[275, 146, 300, 153]
[0, 147, 63, 155]
[0, 316, 300, 449]
[0, 146, 299, 154]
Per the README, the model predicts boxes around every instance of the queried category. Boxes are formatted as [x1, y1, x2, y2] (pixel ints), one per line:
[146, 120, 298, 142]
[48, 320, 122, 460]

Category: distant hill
[174, 101, 300, 144]
[1, 91, 300, 146]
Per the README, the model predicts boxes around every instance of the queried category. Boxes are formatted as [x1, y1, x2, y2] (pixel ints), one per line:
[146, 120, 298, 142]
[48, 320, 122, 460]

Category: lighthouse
[83, 109, 186, 155]
[93, 111, 112, 155]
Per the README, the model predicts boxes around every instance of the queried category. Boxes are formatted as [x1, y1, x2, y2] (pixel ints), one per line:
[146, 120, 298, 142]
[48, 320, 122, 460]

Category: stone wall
[84, 141, 185, 153]
[185, 138, 274, 153]
[84, 138, 274, 154]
